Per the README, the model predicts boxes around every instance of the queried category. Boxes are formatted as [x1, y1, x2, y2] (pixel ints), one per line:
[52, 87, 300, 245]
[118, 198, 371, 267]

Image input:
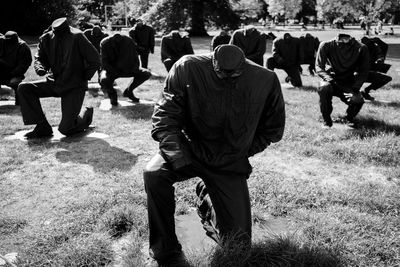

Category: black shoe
[123, 89, 140, 103]
[82, 107, 94, 128]
[25, 122, 53, 139]
[361, 91, 375, 101]
[334, 116, 357, 127]
[285, 76, 291, 83]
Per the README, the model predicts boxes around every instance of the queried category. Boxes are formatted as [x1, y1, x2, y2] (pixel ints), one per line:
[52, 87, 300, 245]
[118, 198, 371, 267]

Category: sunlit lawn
[0, 28, 399, 266]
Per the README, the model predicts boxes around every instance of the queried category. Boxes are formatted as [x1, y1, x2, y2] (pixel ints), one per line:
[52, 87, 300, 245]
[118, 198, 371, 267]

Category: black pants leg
[99, 70, 118, 103]
[127, 68, 151, 93]
[318, 81, 364, 121]
[143, 153, 251, 263]
[317, 81, 334, 124]
[58, 87, 87, 136]
[284, 66, 303, 87]
[139, 52, 150, 69]
[18, 80, 57, 125]
[365, 71, 392, 92]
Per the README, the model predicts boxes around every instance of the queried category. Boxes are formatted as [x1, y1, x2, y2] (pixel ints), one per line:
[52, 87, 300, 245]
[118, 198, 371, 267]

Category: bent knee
[17, 82, 33, 95]
[318, 81, 333, 93]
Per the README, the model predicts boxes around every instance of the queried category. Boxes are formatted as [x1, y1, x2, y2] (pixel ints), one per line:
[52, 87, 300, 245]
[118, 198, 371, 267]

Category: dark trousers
[143, 153, 251, 263]
[365, 71, 392, 92]
[18, 80, 88, 136]
[317, 81, 364, 124]
[0, 65, 22, 104]
[266, 57, 302, 87]
[138, 51, 150, 69]
[99, 68, 151, 100]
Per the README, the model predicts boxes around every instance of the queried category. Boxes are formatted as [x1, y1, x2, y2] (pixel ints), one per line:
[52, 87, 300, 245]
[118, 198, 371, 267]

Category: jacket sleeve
[315, 42, 333, 82]
[151, 62, 192, 169]
[248, 73, 285, 157]
[11, 43, 32, 77]
[247, 34, 266, 62]
[34, 36, 49, 76]
[352, 45, 370, 91]
[272, 40, 284, 65]
[100, 39, 119, 77]
[78, 33, 100, 80]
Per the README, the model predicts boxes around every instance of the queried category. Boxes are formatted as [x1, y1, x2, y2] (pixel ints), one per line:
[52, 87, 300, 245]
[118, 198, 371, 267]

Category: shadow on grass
[209, 235, 343, 267]
[353, 116, 400, 136]
[28, 137, 138, 173]
[111, 103, 154, 121]
[388, 83, 400, 89]
[369, 100, 400, 108]
[297, 85, 318, 92]
[0, 104, 20, 115]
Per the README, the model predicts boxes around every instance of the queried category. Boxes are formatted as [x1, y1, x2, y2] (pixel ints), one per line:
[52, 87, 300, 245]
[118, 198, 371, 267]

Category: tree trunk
[189, 0, 208, 36]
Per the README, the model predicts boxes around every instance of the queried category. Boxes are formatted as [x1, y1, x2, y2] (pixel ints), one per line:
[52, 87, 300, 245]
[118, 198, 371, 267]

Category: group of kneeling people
[0, 17, 395, 266]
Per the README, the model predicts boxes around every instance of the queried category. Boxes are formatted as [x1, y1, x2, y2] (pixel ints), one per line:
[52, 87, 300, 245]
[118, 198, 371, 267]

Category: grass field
[1, 28, 400, 266]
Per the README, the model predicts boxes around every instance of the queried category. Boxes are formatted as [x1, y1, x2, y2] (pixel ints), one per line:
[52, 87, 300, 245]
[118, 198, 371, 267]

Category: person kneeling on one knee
[315, 33, 370, 127]
[142, 44, 285, 266]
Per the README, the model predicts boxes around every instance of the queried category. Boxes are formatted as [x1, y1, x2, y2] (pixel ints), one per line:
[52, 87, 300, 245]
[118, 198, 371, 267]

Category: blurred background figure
[267, 33, 303, 87]
[210, 28, 231, 51]
[229, 25, 266, 66]
[129, 19, 155, 69]
[299, 33, 320, 76]
[160, 30, 194, 72]
[100, 33, 151, 106]
[0, 31, 32, 105]
[360, 36, 392, 101]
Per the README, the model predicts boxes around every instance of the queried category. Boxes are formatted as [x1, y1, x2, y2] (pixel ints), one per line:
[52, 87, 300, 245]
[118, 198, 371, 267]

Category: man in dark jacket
[84, 26, 108, 52]
[316, 33, 370, 127]
[210, 29, 231, 51]
[84, 26, 108, 82]
[299, 33, 320, 76]
[229, 25, 267, 66]
[360, 36, 392, 101]
[100, 33, 151, 105]
[266, 33, 303, 87]
[143, 45, 285, 266]
[0, 31, 32, 105]
[17, 18, 100, 138]
[128, 19, 155, 69]
[160, 30, 194, 72]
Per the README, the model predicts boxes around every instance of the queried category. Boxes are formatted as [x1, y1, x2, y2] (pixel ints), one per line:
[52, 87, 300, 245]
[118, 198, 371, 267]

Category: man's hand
[36, 68, 47, 76]
[343, 91, 364, 104]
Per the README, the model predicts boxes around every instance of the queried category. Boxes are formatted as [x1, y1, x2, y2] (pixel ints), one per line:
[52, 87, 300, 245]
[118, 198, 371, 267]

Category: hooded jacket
[152, 50, 285, 174]
[299, 33, 320, 63]
[160, 31, 194, 63]
[316, 36, 370, 91]
[272, 33, 302, 67]
[129, 24, 155, 53]
[229, 27, 266, 65]
[34, 24, 100, 95]
[0, 33, 32, 78]
[100, 34, 140, 77]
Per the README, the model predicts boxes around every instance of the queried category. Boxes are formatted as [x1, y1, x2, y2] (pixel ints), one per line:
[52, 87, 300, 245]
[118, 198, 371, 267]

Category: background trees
[0, 0, 399, 35]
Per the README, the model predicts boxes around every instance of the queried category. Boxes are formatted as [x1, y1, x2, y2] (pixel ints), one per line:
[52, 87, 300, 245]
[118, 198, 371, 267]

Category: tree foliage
[141, 0, 240, 36]
[268, 0, 302, 19]
[316, 0, 398, 22]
